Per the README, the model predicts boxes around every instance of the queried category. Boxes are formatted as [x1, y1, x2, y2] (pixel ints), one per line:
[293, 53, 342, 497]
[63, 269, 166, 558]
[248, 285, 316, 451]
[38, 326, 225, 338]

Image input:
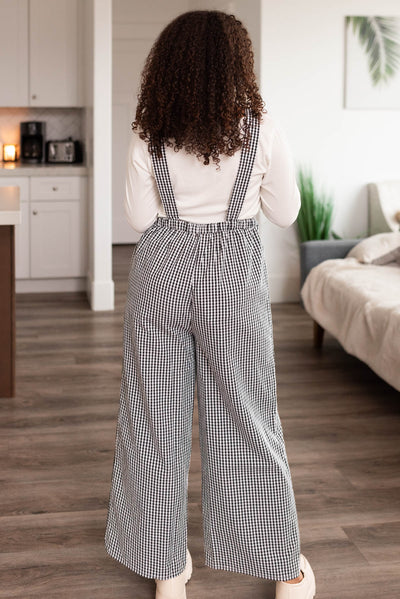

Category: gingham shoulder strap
[150, 108, 260, 221]
[226, 109, 260, 221]
[150, 139, 179, 220]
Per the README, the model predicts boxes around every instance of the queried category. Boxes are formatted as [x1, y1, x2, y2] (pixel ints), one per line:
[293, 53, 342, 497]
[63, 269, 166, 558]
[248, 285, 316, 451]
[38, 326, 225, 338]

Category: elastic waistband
[154, 215, 258, 234]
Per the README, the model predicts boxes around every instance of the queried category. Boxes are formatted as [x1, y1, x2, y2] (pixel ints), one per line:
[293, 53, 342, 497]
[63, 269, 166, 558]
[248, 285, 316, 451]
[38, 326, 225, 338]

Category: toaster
[45, 137, 83, 163]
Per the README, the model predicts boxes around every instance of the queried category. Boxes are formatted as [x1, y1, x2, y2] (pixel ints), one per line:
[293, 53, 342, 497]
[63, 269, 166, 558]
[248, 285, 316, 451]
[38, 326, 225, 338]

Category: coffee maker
[20, 121, 46, 163]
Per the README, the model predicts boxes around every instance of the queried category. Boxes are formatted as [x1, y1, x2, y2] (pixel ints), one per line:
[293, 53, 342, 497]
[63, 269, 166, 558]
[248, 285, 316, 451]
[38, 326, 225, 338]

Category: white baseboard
[16, 278, 87, 293]
[86, 276, 115, 311]
[269, 274, 301, 303]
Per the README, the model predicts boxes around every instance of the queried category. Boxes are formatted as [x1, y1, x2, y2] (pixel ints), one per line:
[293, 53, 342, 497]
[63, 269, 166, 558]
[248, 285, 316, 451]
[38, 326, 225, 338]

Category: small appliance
[20, 121, 46, 163]
[45, 137, 83, 163]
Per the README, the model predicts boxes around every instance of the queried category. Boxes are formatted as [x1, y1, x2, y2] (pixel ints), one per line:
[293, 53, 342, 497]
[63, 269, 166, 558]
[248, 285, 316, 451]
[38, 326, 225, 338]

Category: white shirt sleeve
[259, 125, 301, 228]
[124, 132, 161, 234]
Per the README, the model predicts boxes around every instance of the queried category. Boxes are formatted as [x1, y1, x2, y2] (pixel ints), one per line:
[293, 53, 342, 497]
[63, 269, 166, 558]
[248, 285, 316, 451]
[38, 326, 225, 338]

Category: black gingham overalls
[104, 109, 301, 582]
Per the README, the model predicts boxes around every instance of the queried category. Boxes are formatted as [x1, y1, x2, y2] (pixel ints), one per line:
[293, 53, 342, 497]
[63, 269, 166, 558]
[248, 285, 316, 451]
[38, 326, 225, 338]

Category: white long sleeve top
[124, 112, 301, 234]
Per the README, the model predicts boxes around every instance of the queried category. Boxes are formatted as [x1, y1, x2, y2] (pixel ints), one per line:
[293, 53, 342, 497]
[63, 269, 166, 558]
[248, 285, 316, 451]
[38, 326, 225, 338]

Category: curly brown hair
[132, 10, 266, 167]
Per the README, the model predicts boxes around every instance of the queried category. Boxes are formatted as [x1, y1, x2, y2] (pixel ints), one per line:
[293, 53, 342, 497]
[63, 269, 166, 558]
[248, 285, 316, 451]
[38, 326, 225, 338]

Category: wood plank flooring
[1, 244, 399, 598]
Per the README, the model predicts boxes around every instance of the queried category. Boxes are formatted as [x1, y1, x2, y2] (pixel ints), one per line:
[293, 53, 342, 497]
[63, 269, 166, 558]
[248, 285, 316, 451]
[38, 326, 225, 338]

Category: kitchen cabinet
[0, 0, 82, 107]
[30, 200, 84, 278]
[17, 202, 30, 278]
[0, 0, 28, 106]
[0, 173, 86, 289]
[29, 176, 87, 279]
[29, 0, 81, 107]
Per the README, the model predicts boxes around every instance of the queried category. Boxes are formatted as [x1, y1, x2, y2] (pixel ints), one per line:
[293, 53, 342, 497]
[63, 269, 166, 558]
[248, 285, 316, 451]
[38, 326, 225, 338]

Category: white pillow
[347, 232, 400, 265]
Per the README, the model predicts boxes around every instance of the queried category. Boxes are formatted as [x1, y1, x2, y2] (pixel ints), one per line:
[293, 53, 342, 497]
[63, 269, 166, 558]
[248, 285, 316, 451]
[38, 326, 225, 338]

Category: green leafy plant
[296, 166, 334, 242]
[346, 16, 400, 87]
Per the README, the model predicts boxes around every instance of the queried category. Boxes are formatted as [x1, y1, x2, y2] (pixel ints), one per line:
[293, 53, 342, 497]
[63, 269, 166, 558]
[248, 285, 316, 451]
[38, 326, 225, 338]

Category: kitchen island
[0, 186, 21, 397]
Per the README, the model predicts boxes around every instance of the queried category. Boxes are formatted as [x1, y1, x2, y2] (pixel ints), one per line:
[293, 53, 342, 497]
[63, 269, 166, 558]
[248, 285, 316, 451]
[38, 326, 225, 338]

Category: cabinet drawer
[30, 176, 82, 200]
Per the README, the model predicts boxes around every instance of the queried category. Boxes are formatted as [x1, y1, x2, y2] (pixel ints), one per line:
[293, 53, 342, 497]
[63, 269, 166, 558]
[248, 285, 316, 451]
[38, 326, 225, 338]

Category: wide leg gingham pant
[104, 215, 301, 582]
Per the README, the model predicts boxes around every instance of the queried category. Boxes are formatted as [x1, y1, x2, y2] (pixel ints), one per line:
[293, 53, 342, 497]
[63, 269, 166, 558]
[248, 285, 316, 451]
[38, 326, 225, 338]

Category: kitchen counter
[0, 162, 88, 176]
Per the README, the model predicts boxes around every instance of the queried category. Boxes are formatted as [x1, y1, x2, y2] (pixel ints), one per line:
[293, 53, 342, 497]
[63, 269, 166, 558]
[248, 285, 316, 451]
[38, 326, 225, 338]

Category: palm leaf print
[346, 16, 400, 86]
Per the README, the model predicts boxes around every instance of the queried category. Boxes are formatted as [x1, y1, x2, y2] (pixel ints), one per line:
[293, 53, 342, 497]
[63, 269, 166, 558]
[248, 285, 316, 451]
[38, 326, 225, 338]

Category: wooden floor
[1, 244, 399, 598]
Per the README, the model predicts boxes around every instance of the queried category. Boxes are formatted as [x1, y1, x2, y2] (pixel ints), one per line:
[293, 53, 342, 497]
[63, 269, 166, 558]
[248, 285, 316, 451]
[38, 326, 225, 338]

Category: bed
[300, 233, 400, 392]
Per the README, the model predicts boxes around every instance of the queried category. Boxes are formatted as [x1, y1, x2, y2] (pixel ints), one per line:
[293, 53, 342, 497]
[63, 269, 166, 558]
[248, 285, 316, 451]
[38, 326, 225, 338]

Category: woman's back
[125, 111, 301, 233]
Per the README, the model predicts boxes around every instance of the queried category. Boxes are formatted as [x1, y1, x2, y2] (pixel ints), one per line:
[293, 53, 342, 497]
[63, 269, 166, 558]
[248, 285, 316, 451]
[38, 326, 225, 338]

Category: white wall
[189, 0, 261, 80]
[260, 0, 400, 301]
[112, 0, 190, 244]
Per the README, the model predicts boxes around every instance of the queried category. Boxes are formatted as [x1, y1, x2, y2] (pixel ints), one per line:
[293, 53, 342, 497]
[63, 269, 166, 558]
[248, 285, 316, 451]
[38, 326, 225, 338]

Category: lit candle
[3, 144, 17, 162]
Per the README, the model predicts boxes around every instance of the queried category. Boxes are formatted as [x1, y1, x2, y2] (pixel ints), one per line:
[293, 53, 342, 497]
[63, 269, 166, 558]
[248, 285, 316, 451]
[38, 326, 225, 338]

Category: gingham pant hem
[104, 535, 301, 581]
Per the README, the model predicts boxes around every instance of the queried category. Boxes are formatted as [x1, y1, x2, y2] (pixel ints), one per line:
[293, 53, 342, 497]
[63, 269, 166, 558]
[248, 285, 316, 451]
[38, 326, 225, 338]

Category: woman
[105, 10, 316, 599]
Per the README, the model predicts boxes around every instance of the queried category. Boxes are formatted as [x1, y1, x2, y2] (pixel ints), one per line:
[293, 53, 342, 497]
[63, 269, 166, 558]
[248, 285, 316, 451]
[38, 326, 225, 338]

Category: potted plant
[296, 166, 364, 347]
[295, 166, 358, 291]
[296, 165, 360, 290]
[296, 166, 334, 244]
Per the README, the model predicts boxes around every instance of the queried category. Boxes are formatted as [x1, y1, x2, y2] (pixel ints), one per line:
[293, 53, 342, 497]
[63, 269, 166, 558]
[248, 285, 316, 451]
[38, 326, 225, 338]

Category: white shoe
[275, 554, 316, 599]
[155, 548, 193, 599]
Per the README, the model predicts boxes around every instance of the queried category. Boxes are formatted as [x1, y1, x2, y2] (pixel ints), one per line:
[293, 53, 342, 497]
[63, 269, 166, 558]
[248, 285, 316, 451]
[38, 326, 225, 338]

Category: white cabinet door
[15, 202, 30, 279]
[0, 0, 29, 106]
[30, 200, 85, 278]
[29, 0, 80, 106]
[0, 178, 30, 278]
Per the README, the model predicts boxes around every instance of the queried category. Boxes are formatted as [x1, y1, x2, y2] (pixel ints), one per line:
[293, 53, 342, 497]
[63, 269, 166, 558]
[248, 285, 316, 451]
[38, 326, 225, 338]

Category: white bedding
[300, 257, 400, 392]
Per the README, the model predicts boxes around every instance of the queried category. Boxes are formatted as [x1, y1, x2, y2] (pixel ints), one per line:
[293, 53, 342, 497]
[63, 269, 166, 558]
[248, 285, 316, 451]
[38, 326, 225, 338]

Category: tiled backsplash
[0, 107, 84, 146]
